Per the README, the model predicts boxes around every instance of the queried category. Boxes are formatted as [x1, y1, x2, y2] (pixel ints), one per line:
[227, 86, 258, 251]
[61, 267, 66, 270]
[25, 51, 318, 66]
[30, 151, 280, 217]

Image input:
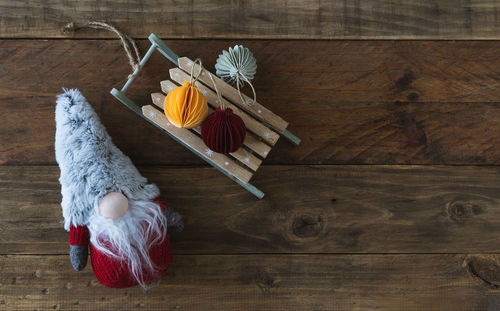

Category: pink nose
[98, 192, 129, 219]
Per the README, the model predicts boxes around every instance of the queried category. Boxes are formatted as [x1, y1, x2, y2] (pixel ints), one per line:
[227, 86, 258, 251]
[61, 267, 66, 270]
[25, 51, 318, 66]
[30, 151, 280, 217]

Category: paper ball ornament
[201, 107, 246, 154]
[164, 82, 208, 128]
[215, 45, 257, 87]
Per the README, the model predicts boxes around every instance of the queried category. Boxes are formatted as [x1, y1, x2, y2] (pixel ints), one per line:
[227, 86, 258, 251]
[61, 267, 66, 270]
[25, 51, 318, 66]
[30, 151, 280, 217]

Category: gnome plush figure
[55, 89, 183, 288]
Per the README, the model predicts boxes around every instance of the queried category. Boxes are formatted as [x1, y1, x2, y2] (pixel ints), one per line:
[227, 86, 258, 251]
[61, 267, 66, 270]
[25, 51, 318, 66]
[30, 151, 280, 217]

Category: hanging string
[189, 58, 204, 84]
[208, 71, 225, 110]
[235, 71, 257, 106]
[190, 59, 225, 110]
[188, 54, 256, 109]
[62, 21, 141, 79]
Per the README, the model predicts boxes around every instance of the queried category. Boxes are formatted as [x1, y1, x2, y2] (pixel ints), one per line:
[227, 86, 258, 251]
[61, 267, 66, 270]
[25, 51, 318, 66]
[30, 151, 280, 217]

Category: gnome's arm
[69, 225, 90, 271]
[153, 197, 184, 233]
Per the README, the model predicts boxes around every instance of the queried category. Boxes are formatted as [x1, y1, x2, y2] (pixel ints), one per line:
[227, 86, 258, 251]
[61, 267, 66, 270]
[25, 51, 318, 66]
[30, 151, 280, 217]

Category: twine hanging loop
[189, 58, 204, 84]
[62, 21, 141, 79]
[235, 71, 257, 106]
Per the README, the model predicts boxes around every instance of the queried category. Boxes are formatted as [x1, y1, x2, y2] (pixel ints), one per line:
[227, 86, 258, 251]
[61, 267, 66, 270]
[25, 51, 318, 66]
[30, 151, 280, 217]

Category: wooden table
[1, 1, 499, 310]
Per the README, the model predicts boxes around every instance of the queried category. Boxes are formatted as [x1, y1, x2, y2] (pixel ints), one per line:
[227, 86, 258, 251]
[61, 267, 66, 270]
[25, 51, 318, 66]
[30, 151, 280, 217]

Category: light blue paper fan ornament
[215, 45, 257, 88]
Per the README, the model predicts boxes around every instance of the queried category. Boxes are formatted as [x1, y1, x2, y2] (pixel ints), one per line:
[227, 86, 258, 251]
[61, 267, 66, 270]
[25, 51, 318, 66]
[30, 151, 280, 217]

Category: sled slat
[167, 69, 280, 146]
[142, 105, 253, 184]
[178, 57, 289, 133]
[151, 92, 263, 171]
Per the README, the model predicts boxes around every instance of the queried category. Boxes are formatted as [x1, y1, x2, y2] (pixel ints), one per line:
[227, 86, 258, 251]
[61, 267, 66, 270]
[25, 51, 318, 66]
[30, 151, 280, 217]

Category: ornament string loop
[189, 58, 204, 84]
[62, 21, 141, 80]
[236, 71, 257, 107]
[191, 59, 226, 110]
[207, 71, 225, 110]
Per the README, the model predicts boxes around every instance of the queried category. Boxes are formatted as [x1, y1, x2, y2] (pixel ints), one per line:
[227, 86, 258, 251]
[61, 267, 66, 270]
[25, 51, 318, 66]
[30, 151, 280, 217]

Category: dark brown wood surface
[2, 254, 500, 310]
[1, 40, 499, 166]
[0, 0, 499, 39]
[3, 165, 500, 255]
[1, 1, 500, 310]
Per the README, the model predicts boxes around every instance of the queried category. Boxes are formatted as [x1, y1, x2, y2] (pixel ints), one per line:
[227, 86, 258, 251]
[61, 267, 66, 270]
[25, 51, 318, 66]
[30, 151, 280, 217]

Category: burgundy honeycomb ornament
[201, 107, 246, 154]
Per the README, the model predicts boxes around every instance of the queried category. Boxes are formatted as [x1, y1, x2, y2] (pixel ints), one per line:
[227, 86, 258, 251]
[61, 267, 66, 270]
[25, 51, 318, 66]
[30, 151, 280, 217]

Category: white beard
[88, 199, 167, 288]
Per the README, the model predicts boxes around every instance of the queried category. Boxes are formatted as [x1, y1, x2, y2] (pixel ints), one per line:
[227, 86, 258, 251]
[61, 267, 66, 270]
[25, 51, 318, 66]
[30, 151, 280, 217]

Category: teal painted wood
[282, 129, 301, 145]
[111, 88, 141, 115]
[148, 33, 179, 66]
[121, 34, 180, 93]
[121, 43, 157, 93]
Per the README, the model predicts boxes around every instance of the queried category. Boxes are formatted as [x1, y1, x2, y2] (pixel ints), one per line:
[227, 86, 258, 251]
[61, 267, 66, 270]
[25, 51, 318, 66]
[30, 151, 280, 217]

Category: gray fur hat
[55, 89, 159, 230]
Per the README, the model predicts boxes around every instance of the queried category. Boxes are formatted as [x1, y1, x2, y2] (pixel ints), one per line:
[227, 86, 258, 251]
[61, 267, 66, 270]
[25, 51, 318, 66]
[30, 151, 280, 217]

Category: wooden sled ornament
[111, 34, 300, 199]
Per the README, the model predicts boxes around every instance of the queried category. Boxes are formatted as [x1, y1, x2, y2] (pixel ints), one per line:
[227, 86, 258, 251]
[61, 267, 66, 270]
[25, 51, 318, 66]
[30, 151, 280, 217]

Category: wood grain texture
[1, 254, 500, 310]
[1, 40, 499, 166]
[1, 0, 499, 39]
[2, 1, 499, 307]
[4, 165, 500, 255]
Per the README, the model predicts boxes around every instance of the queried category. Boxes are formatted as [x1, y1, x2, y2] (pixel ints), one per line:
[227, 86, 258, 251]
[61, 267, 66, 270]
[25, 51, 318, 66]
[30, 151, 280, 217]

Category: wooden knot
[292, 214, 324, 238]
[395, 71, 415, 93]
[446, 200, 483, 224]
[61, 22, 76, 34]
[465, 255, 500, 289]
[255, 268, 279, 294]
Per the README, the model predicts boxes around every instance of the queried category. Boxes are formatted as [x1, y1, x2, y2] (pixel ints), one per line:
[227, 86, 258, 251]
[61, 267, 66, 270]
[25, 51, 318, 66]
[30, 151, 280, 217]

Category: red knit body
[90, 232, 172, 288]
[69, 197, 173, 288]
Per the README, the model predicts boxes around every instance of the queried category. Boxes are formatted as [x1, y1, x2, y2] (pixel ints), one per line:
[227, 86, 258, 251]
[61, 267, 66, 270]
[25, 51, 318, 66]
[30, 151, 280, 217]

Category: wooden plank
[1, 0, 499, 39]
[151, 91, 266, 169]
[178, 57, 289, 133]
[5, 165, 500, 255]
[1, 40, 500, 166]
[1, 254, 499, 310]
[141, 105, 253, 184]
[166, 68, 280, 145]
[2, 40, 493, 104]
